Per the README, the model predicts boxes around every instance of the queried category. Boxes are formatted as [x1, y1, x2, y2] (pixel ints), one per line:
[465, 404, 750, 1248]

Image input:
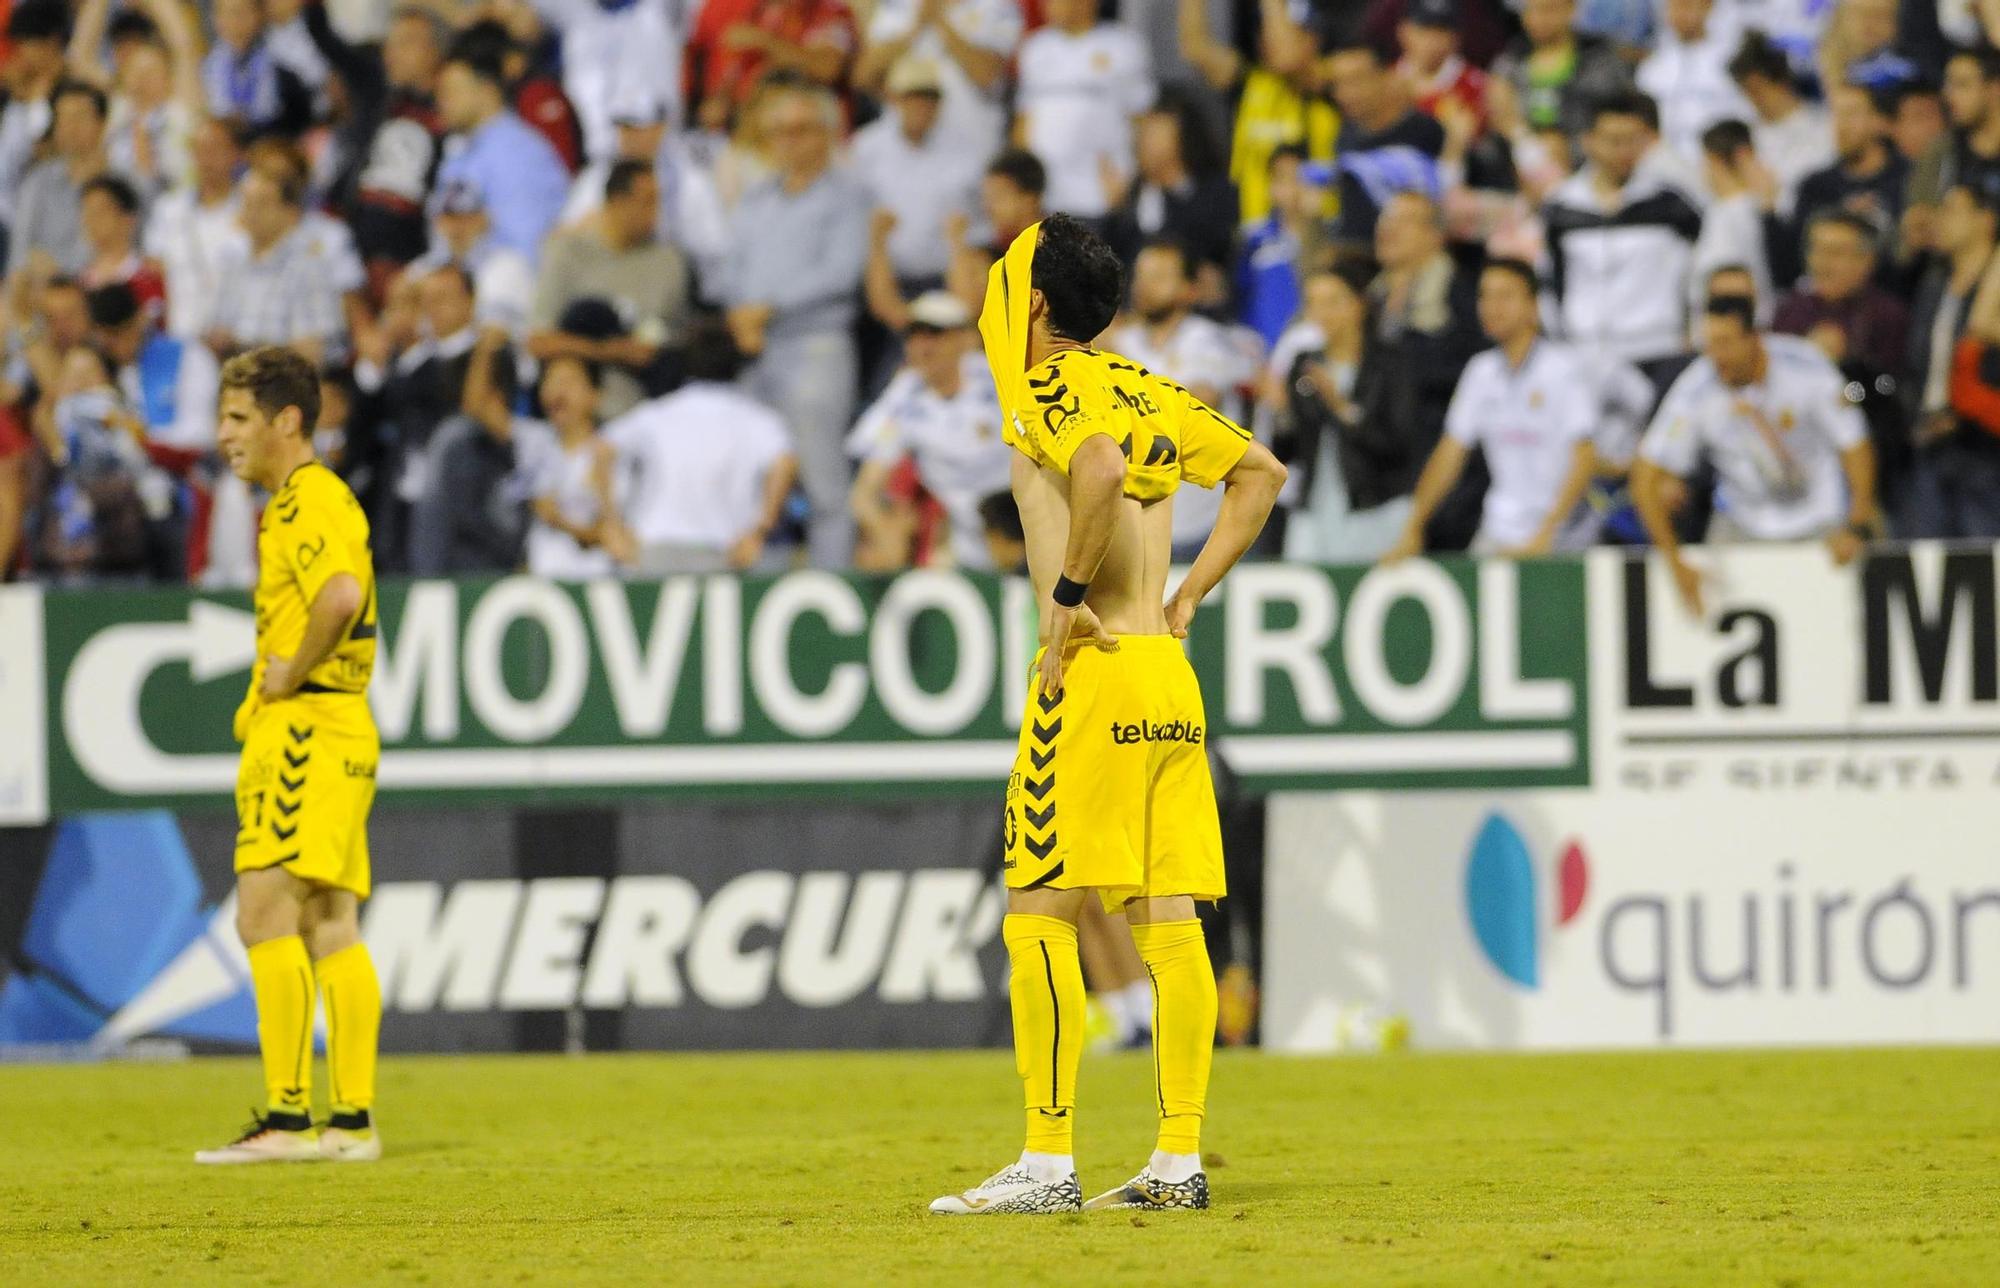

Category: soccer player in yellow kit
[195, 348, 385, 1165]
[931, 217, 1287, 1214]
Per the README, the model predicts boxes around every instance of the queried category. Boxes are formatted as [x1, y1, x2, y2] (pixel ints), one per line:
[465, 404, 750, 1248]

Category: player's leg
[304, 886, 382, 1161]
[930, 884, 1090, 1215]
[195, 865, 321, 1163]
[1077, 899, 1151, 1050]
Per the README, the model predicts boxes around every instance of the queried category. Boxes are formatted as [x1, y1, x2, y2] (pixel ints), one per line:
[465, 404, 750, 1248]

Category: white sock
[1149, 1150, 1201, 1184]
[1019, 1150, 1075, 1183]
[1099, 990, 1136, 1042]
[1120, 980, 1154, 1035]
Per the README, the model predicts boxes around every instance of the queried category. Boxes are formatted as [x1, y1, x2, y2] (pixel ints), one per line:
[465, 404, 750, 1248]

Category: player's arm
[262, 573, 363, 700]
[1039, 432, 1126, 696]
[1166, 440, 1286, 638]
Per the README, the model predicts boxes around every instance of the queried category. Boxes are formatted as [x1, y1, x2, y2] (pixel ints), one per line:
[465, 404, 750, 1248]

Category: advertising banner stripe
[1226, 731, 1577, 773]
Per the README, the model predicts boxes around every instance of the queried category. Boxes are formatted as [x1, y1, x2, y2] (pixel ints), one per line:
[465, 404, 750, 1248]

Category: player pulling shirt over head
[929, 216, 1287, 1216]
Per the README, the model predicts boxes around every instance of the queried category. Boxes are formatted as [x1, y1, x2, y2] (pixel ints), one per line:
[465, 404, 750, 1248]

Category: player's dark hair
[986, 148, 1047, 198]
[222, 346, 322, 433]
[1728, 30, 1796, 89]
[1699, 118, 1755, 161]
[1704, 294, 1756, 332]
[1034, 214, 1124, 344]
[5, 1, 70, 44]
[1482, 257, 1539, 296]
[85, 282, 142, 330]
[53, 78, 110, 122]
[681, 317, 746, 384]
[978, 490, 1024, 542]
[1589, 90, 1654, 131]
[81, 174, 143, 216]
[605, 158, 654, 201]
[1139, 236, 1197, 283]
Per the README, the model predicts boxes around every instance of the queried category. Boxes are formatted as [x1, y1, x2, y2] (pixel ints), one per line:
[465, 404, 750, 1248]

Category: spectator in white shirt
[1633, 295, 1880, 615]
[143, 117, 249, 340]
[1109, 238, 1262, 556]
[855, 0, 1020, 154]
[847, 291, 1011, 570]
[1691, 120, 1774, 326]
[1014, 0, 1153, 220]
[514, 353, 636, 579]
[1636, 0, 1753, 171]
[604, 320, 799, 574]
[1386, 258, 1599, 561]
[853, 58, 985, 293]
[527, 0, 682, 162]
[1726, 29, 1833, 217]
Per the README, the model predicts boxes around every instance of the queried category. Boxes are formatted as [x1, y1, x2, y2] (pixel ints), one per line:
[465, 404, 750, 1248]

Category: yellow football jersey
[1001, 347, 1253, 498]
[249, 460, 377, 701]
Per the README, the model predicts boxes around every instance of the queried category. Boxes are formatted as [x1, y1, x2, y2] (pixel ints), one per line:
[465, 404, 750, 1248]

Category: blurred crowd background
[4, 0, 2000, 589]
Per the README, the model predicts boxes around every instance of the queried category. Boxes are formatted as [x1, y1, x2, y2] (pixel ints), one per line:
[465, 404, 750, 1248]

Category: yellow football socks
[316, 942, 382, 1115]
[247, 935, 315, 1118]
[1131, 919, 1216, 1157]
[1004, 914, 1085, 1155]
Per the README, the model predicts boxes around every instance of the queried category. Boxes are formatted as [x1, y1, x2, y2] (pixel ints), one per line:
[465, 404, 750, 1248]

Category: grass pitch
[1, 1047, 1995, 1285]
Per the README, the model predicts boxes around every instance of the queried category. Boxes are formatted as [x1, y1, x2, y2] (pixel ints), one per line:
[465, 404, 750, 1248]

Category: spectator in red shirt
[1397, 0, 1486, 130]
[77, 173, 166, 320]
[691, 0, 856, 112]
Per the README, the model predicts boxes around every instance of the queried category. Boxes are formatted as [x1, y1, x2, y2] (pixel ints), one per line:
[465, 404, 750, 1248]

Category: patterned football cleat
[929, 1163, 1084, 1215]
[1082, 1167, 1210, 1211]
[194, 1111, 321, 1165]
[319, 1111, 382, 1162]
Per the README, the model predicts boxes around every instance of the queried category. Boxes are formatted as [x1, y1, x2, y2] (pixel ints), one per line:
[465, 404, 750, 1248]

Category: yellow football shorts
[234, 693, 379, 897]
[1002, 633, 1225, 912]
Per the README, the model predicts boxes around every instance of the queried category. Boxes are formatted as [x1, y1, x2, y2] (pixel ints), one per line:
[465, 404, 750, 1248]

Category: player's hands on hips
[1165, 593, 1197, 640]
[260, 654, 301, 701]
[1038, 602, 1118, 697]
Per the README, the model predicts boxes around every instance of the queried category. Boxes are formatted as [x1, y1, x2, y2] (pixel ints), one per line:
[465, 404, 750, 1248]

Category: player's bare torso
[1012, 450, 1175, 638]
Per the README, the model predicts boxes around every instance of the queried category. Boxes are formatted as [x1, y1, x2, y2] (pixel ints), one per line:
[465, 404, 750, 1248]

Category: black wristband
[1051, 575, 1088, 608]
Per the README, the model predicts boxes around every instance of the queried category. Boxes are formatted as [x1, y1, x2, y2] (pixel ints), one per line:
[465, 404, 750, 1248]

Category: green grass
[0, 1047, 1995, 1285]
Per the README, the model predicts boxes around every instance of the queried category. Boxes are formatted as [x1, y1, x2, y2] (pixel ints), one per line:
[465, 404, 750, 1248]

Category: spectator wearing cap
[1489, 0, 1633, 142]
[1323, 43, 1445, 251]
[1542, 94, 1703, 388]
[1104, 94, 1238, 281]
[1110, 239, 1262, 557]
[297, 0, 448, 298]
[530, 158, 694, 420]
[603, 319, 799, 575]
[7, 79, 109, 286]
[847, 290, 1010, 570]
[77, 174, 166, 317]
[524, 0, 682, 164]
[1177, 0, 1334, 230]
[405, 179, 536, 338]
[143, 118, 249, 341]
[1691, 123, 1773, 326]
[0, 4, 68, 254]
[205, 164, 344, 365]
[1791, 84, 1908, 283]
[1636, 0, 1755, 170]
[1384, 258, 1600, 562]
[558, 87, 730, 291]
[1634, 297, 1879, 617]
[200, 0, 312, 138]
[431, 42, 570, 265]
[854, 58, 984, 295]
[1899, 182, 2000, 538]
[854, 0, 1019, 154]
[1774, 210, 1908, 379]
[1727, 30, 1833, 217]
[722, 80, 869, 568]
[1016, 0, 1153, 220]
[1397, 0, 1488, 129]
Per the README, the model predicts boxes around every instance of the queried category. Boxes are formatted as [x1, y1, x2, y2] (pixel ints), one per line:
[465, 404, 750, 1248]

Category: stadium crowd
[5, 0, 2000, 603]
